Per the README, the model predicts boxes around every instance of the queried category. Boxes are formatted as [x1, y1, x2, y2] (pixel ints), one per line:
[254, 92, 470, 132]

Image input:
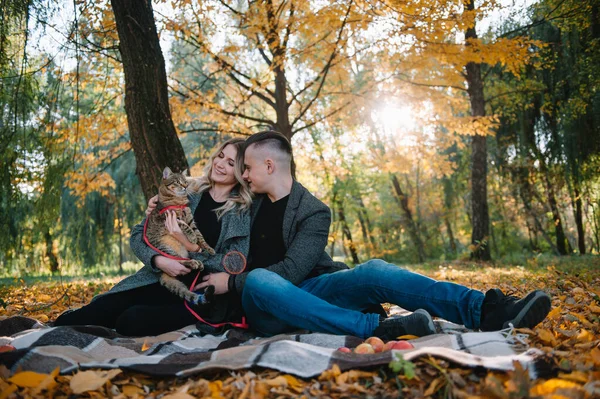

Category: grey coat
[95, 191, 251, 300]
[229, 181, 348, 295]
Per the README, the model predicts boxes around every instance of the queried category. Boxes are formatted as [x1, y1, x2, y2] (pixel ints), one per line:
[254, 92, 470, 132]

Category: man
[197, 131, 552, 339]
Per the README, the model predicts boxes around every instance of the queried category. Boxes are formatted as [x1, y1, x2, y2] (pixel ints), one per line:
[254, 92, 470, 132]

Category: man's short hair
[245, 131, 296, 179]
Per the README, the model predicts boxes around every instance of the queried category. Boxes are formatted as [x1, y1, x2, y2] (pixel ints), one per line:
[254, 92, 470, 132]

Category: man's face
[242, 145, 269, 193]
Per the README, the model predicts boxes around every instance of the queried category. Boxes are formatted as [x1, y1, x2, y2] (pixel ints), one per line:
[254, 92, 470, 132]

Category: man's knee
[354, 259, 392, 274]
[242, 269, 291, 305]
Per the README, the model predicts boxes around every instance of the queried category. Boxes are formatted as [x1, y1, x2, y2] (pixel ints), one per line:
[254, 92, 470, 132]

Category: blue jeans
[241, 259, 485, 338]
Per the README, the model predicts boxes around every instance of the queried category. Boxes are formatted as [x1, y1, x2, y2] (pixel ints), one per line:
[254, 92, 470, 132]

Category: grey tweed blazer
[229, 181, 348, 295]
[95, 192, 251, 300]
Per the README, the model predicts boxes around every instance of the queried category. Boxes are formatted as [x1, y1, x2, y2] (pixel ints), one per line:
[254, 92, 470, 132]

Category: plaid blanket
[0, 313, 550, 379]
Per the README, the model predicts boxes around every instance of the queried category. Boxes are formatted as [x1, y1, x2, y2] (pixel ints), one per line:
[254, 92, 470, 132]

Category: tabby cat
[146, 167, 216, 305]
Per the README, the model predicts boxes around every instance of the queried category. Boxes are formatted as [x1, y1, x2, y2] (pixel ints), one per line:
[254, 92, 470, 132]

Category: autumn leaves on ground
[1, 257, 599, 398]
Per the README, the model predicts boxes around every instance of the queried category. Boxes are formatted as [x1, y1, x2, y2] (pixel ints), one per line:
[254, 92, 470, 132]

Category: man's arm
[230, 205, 330, 295]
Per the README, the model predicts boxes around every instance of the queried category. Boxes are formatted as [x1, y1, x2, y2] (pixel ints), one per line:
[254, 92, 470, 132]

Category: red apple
[0, 345, 15, 353]
[382, 340, 398, 352]
[337, 347, 352, 353]
[391, 341, 414, 350]
[354, 343, 375, 354]
[364, 336, 385, 353]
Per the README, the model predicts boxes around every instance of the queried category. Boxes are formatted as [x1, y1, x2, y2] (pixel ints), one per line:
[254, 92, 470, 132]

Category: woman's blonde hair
[187, 138, 253, 219]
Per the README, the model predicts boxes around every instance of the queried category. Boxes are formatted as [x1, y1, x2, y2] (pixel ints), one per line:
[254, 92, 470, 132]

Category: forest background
[1, 0, 599, 278]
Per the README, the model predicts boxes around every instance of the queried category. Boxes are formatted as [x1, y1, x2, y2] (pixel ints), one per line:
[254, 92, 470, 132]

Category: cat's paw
[204, 246, 216, 256]
[185, 260, 203, 270]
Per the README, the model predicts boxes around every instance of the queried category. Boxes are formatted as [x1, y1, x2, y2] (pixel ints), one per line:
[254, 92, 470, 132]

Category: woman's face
[210, 144, 238, 186]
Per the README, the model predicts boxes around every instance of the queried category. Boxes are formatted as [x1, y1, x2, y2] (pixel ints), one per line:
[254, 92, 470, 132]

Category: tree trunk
[464, 0, 491, 261]
[515, 167, 560, 255]
[391, 174, 426, 262]
[44, 230, 59, 273]
[338, 204, 360, 264]
[538, 154, 568, 254]
[574, 181, 586, 254]
[110, 0, 188, 200]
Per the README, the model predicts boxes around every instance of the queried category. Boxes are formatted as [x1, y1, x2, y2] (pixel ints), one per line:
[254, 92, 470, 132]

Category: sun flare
[375, 105, 416, 133]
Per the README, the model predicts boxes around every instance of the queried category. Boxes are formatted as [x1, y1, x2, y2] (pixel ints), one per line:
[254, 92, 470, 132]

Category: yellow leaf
[32, 367, 59, 394]
[576, 329, 593, 343]
[264, 376, 288, 387]
[587, 304, 600, 314]
[162, 393, 196, 399]
[283, 375, 304, 392]
[537, 329, 556, 345]
[122, 384, 144, 397]
[557, 371, 589, 384]
[8, 370, 49, 388]
[397, 335, 419, 340]
[36, 314, 49, 323]
[530, 378, 583, 396]
[319, 363, 342, 381]
[424, 377, 445, 396]
[591, 347, 600, 365]
[70, 369, 122, 394]
[208, 381, 224, 398]
[0, 384, 17, 399]
[141, 339, 151, 351]
[547, 306, 562, 319]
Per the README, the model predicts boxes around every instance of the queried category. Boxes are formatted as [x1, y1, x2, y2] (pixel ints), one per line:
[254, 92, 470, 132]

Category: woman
[54, 138, 253, 336]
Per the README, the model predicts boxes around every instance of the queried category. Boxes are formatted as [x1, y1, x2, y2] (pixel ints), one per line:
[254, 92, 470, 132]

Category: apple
[337, 347, 352, 353]
[354, 343, 375, 354]
[382, 340, 398, 352]
[364, 336, 385, 353]
[0, 345, 15, 353]
[391, 341, 414, 350]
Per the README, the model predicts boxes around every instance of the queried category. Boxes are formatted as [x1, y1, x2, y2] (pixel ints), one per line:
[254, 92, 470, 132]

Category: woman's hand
[164, 211, 201, 252]
[193, 272, 229, 295]
[154, 256, 191, 277]
[145, 195, 158, 216]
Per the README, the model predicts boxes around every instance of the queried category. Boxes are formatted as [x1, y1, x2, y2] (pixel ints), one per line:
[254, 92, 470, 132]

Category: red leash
[143, 205, 190, 261]
[184, 271, 249, 329]
[143, 204, 249, 329]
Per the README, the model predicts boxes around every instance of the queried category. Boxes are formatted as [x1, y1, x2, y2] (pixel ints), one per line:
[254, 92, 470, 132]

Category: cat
[145, 167, 216, 305]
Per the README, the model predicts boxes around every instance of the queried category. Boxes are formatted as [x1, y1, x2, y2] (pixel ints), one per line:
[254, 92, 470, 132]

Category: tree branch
[291, 0, 354, 127]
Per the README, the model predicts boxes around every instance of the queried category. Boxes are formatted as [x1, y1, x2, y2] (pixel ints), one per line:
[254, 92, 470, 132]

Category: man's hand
[194, 272, 229, 295]
[145, 195, 158, 216]
[154, 256, 191, 277]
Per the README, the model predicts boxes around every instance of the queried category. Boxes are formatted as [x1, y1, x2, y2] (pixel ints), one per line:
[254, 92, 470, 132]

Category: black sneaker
[372, 309, 436, 341]
[480, 289, 551, 331]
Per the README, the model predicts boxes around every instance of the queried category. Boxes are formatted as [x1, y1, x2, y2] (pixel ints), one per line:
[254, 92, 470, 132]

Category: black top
[193, 192, 225, 249]
[248, 195, 289, 269]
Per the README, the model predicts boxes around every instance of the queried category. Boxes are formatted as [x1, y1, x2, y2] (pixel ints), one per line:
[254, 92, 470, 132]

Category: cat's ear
[183, 168, 191, 177]
[163, 167, 172, 179]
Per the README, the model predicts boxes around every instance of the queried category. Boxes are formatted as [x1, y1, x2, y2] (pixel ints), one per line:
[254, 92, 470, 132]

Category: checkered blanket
[0, 314, 550, 379]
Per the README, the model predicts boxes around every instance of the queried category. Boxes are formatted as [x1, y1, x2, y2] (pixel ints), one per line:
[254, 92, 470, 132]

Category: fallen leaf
[590, 347, 600, 366]
[576, 329, 593, 343]
[396, 334, 419, 340]
[424, 376, 445, 396]
[8, 370, 50, 388]
[70, 369, 123, 394]
[0, 384, 17, 399]
[530, 378, 583, 396]
[32, 366, 60, 394]
[537, 329, 557, 346]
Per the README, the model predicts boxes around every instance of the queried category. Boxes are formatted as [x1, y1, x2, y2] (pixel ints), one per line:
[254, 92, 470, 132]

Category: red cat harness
[143, 205, 190, 261]
[143, 204, 249, 329]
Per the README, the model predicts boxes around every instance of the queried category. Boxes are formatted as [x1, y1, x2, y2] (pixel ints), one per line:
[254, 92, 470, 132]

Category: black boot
[480, 289, 551, 331]
[372, 309, 436, 341]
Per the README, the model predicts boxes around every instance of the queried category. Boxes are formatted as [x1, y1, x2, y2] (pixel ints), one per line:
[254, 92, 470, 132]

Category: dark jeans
[53, 283, 197, 336]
